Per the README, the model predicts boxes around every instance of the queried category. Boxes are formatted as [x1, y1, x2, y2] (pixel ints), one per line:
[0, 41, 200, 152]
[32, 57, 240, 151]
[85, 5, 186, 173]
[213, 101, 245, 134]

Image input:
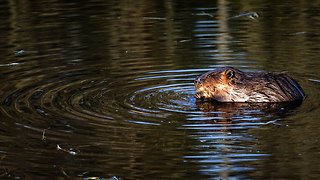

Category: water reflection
[183, 101, 302, 178]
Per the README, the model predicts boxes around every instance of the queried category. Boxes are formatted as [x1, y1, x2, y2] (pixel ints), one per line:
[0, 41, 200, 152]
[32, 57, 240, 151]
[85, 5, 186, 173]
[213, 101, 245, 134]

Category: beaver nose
[194, 77, 202, 85]
[194, 79, 201, 85]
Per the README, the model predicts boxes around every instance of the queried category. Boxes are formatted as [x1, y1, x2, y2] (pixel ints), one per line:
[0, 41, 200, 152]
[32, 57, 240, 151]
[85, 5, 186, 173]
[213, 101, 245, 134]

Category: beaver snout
[195, 91, 210, 101]
[194, 83, 204, 99]
[194, 77, 203, 86]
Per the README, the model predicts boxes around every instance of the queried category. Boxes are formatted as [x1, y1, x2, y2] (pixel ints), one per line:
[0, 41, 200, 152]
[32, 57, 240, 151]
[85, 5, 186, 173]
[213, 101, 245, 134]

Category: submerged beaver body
[195, 67, 306, 102]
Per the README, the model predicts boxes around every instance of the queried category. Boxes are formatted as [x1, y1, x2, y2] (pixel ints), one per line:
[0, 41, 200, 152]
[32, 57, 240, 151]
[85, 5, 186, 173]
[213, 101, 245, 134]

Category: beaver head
[195, 67, 249, 102]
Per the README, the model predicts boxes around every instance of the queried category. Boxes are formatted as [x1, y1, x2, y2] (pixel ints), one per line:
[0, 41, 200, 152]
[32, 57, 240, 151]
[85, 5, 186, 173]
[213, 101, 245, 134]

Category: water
[1, 0, 320, 179]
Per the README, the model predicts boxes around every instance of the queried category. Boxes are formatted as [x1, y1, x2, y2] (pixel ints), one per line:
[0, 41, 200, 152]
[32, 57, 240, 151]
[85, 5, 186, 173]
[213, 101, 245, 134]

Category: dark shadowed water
[1, 0, 320, 179]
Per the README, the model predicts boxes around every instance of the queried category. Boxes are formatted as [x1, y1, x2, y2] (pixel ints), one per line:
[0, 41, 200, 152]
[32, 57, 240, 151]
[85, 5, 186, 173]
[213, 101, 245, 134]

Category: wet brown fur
[195, 67, 306, 102]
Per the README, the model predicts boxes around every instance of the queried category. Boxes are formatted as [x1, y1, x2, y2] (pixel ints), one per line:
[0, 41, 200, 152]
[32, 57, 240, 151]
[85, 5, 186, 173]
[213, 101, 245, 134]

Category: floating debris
[229, 11, 259, 20]
[179, 39, 192, 43]
[143, 17, 166, 20]
[56, 144, 78, 155]
[0, 62, 21, 67]
[42, 128, 50, 141]
[264, 119, 281, 126]
[14, 49, 26, 56]
[199, 11, 214, 17]
[309, 79, 320, 83]
[60, 167, 70, 177]
[292, 31, 307, 35]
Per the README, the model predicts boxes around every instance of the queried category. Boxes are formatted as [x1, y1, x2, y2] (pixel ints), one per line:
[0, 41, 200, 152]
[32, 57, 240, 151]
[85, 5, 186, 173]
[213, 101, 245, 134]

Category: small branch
[56, 145, 78, 155]
[42, 128, 50, 141]
[229, 12, 259, 20]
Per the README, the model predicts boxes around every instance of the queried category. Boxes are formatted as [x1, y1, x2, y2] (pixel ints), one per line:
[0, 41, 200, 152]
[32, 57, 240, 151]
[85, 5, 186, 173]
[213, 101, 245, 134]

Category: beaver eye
[225, 69, 235, 79]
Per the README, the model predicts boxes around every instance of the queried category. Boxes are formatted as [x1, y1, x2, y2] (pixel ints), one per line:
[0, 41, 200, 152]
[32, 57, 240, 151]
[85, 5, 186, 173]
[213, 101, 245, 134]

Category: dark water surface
[1, 0, 320, 179]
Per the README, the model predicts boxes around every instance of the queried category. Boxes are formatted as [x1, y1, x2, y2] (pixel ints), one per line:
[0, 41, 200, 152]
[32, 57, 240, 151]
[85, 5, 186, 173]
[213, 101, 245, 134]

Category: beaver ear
[224, 69, 235, 79]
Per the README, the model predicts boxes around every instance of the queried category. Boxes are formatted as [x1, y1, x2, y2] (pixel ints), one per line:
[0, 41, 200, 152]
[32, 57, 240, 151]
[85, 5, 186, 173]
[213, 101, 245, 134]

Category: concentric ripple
[1, 68, 206, 129]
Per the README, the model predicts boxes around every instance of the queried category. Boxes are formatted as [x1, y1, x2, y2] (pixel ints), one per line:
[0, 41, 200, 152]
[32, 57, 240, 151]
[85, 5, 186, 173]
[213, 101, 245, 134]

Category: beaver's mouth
[195, 92, 204, 99]
[195, 86, 214, 100]
[195, 91, 217, 102]
[194, 84, 205, 99]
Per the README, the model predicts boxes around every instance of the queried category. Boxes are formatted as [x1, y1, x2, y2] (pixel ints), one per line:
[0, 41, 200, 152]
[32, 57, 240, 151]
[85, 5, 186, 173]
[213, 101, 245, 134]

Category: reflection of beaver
[196, 100, 301, 114]
[195, 67, 306, 102]
[195, 101, 302, 124]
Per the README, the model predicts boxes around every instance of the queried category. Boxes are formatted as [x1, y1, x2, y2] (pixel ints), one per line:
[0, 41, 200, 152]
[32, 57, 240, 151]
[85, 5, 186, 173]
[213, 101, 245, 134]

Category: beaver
[194, 67, 306, 102]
